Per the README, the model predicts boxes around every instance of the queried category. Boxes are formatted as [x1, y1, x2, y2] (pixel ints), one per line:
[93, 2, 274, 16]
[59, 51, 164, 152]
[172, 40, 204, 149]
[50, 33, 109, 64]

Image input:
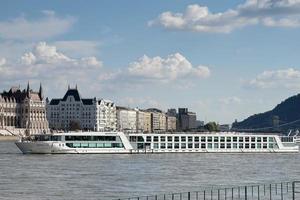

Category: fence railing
[115, 181, 300, 200]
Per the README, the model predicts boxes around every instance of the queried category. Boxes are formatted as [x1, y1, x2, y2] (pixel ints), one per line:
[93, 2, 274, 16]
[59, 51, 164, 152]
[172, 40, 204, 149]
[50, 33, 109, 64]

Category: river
[0, 141, 299, 200]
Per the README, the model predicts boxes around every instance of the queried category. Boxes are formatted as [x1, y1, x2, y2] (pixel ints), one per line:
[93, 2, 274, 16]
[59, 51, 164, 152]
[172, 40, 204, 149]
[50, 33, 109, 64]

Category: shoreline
[0, 136, 18, 141]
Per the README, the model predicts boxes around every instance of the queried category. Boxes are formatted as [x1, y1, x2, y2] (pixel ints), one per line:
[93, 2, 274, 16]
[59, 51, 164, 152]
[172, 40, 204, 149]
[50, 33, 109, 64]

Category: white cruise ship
[15, 132, 299, 154]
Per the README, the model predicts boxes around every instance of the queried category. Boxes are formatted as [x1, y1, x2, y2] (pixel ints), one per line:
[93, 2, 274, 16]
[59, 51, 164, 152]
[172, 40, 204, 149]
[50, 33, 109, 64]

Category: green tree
[69, 120, 81, 131]
[204, 122, 219, 132]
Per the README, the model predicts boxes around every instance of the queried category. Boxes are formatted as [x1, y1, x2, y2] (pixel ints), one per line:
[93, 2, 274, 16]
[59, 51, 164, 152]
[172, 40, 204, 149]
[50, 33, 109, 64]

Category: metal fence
[115, 181, 300, 200]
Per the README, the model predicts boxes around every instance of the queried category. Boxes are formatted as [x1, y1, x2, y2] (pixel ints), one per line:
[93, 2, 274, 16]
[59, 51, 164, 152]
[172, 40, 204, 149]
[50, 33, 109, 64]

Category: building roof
[82, 99, 94, 105]
[48, 88, 95, 105]
[62, 89, 81, 101]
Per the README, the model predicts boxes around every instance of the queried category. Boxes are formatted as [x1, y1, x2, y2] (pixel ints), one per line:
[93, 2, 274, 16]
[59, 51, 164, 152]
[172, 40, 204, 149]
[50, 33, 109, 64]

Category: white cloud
[0, 42, 104, 92]
[128, 53, 210, 81]
[21, 42, 102, 68]
[0, 10, 75, 40]
[245, 68, 300, 89]
[150, 0, 300, 33]
[0, 58, 6, 66]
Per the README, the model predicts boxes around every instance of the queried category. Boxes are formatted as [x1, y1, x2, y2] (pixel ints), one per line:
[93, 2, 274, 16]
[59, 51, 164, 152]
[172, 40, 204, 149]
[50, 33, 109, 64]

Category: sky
[1, 0, 300, 124]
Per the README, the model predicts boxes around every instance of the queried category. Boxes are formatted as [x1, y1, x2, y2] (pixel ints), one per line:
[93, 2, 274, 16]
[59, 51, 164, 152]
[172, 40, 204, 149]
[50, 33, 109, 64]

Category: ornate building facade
[0, 83, 49, 135]
[47, 86, 117, 131]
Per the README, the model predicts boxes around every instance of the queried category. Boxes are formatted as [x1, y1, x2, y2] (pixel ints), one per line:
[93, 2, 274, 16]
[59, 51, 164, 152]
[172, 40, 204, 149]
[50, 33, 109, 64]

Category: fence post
[188, 192, 190, 200]
[270, 184, 272, 200]
[281, 183, 283, 200]
[204, 190, 206, 200]
[258, 185, 260, 200]
[292, 181, 295, 200]
[245, 186, 247, 200]
[218, 189, 220, 200]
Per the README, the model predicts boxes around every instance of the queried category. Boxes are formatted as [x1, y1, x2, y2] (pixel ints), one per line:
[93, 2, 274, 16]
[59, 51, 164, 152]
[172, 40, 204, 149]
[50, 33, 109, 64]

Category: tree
[69, 120, 81, 131]
[204, 122, 219, 132]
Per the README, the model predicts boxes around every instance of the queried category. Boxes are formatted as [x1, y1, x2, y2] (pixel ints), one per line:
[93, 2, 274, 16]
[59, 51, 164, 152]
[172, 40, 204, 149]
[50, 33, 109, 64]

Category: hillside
[232, 94, 300, 131]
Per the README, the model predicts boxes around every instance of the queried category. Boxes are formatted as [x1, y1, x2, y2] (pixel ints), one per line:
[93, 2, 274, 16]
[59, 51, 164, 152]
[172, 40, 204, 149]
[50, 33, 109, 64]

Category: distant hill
[232, 94, 300, 132]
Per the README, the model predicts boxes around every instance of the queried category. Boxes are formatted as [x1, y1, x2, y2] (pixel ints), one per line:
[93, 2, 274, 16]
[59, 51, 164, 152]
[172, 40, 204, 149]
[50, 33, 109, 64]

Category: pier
[115, 181, 300, 200]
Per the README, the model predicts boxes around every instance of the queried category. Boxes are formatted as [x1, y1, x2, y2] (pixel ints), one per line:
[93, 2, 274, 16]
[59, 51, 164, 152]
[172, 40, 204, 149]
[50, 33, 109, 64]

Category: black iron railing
[115, 181, 300, 200]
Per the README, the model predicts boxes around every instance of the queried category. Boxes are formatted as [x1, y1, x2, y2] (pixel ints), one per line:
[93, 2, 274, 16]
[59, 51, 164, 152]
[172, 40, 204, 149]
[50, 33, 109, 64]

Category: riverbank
[0, 136, 18, 141]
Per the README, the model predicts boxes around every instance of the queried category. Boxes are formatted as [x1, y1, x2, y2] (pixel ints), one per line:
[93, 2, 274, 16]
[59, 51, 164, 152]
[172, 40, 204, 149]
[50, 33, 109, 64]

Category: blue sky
[1, 0, 300, 123]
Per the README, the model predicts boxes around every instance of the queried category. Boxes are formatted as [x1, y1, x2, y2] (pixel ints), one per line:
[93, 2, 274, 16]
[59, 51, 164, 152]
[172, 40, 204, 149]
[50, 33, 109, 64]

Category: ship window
[263, 144, 268, 149]
[89, 143, 97, 148]
[138, 143, 144, 149]
[226, 143, 231, 149]
[269, 137, 274, 142]
[129, 136, 137, 142]
[194, 137, 199, 142]
[239, 137, 243, 142]
[263, 137, 267, 142]
[214, 137, 219, 142]
[233, 137, 237, 142]
[96, 143, 104, 148]
[251, 137, 256, 142]
[188, 143, 193, 148]
[81, 143, 89, 148]
[174, 136, 179, 142]
[181, 137, 186, 142]
[104, 143, 112, 148]
[257, 143, 262, 149]
[245, 143, 250, 149]
[201, 137, 206, 142]
[233, 143, 238, 149]
[160, 136, 165, 142]
[73, 143, 81, 148]
[181, 143, 186, 149]
[201, 143, 206, 149]
[257, 137, 262, 142]
[220, 143, 225, 149]
[220, 137, 225, 142]
[251, 143, 256, 149]
[167, 143, 173, 149]
[207, 137, 212, 142]
[188, 136, 193, 142]
[138, 136, 144, 142]
[51, 136, 61, 141]
[153, 136, 159, 142]
[160, 143, 166, 149]
[269, 143, 274, 148]
[146, 136, 151, 142]
[245, 137, 249, 142]
[168, 136, 172, 142]
[214, 143, 219, 148]
[66, 143, 73, 148]
[239, 143, 243, 148]
[153, 143, 159, 149]
[208, 143, 212, 149]
[114, 143, 124, 148]
[226, 137, 231, 142]
[174, 143, 180, 149]
[194, 143, 199, 148]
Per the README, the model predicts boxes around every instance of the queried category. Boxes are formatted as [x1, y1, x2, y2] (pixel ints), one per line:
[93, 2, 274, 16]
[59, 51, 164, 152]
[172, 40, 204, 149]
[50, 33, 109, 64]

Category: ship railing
[114, 181, 300, 200]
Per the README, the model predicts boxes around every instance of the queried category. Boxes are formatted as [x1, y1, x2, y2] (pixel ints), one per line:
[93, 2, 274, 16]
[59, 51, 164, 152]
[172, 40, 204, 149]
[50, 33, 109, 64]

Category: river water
[0, 141, 299, 200]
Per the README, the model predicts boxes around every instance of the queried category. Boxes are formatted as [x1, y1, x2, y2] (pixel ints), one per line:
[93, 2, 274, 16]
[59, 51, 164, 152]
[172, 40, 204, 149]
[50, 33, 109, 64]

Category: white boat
[15, 132, 299, 154]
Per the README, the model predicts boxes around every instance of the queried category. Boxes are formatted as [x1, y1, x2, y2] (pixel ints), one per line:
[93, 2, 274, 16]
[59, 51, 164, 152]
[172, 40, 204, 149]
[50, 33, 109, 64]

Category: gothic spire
[26, 81, 30, 97]
[39, 82, 43, 100]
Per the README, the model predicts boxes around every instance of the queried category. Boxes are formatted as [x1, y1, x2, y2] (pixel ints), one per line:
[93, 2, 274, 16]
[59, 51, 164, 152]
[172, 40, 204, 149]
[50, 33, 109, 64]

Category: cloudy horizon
[1, 0, 300, 124]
